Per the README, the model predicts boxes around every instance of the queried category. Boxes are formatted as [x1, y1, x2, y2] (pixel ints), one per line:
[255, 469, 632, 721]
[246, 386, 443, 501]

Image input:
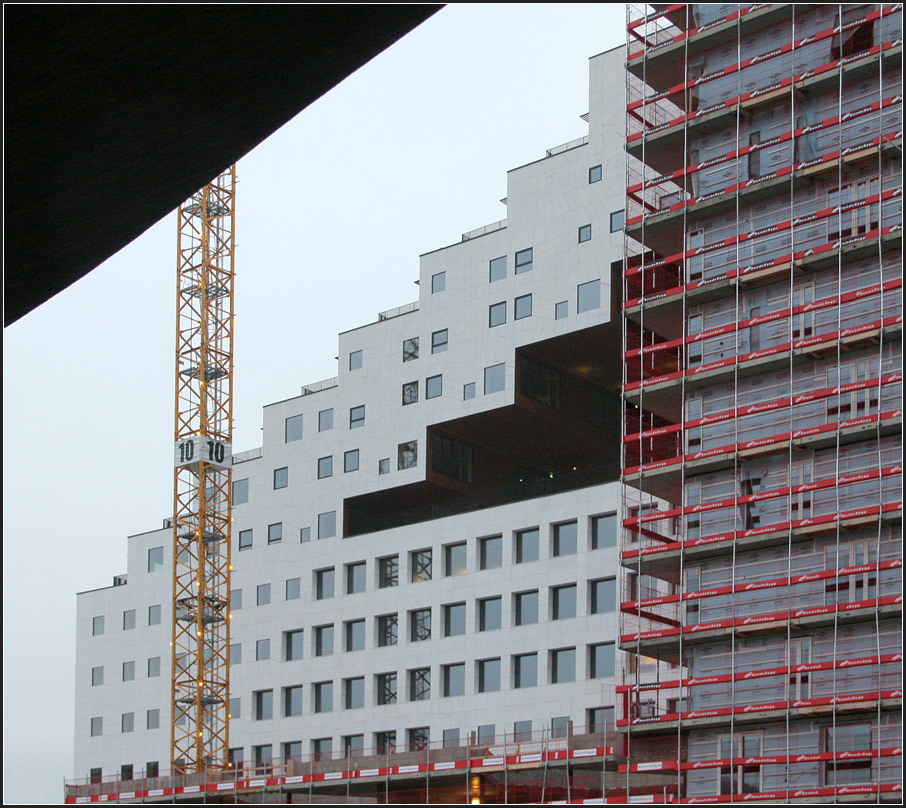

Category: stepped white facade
[72, 45, 629, 787]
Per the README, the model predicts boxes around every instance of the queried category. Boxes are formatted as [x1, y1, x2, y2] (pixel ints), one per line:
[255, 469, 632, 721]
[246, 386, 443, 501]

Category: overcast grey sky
[3, 5, 626, 802]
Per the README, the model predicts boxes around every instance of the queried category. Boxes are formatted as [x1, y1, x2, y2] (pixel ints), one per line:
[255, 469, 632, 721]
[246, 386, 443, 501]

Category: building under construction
[621, 2, 901, 803]
[67, 5, 902, 804]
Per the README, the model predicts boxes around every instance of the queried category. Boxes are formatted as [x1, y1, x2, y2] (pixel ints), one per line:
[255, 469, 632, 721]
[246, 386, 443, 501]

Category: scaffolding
[64, 726, 619, 803]
[620, 3, 902, 802]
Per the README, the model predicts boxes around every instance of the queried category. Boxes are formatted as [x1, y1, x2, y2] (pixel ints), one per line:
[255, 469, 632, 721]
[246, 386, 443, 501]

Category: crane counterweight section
[171, 166, 235, 773]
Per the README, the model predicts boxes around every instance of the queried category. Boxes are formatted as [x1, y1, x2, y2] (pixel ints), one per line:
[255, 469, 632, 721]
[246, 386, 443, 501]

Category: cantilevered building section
[621, 3, 902, 803]
[69, 47, 632, 804]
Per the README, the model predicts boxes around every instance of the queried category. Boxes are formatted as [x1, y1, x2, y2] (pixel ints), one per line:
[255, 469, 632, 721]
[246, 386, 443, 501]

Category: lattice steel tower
[171, 166, 236, 773]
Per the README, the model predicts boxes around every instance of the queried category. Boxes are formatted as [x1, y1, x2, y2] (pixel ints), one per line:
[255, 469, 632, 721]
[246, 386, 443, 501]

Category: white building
[72, 45, 627, 798]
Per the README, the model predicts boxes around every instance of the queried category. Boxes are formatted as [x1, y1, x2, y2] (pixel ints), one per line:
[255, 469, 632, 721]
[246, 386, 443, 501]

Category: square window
[314, 682, 333, 713]
[232, 477, 249, 505]
[591, 578, 616, 614]
[315, 569, 335, 600]
[489, 255, 506, 282]
[426, 374, 442, 399]
[577, 279, 601, 313]
[515, 247, 533, 274]
[514, 294, 532, 320]
[318, 408, 333, 432]
[268, 523, 282, 544]
[123, 609, 135, 631]
[91, 666, 103, 686]
[286, 577, 301, 600]
[515, 590, 539, 626]
[317, 511, 336, 540]
[379, 556, 399, 588]
[312, 737, 332, 759]
[345, 620, 365, 652]
[590, 642, 615, 679]
[398, 440, 417, 470]
[444, 542, 467, 576]
[239, 529, 253, 550]
[589, 165, 602, 183]
[484, 363, 505, 395]
[478, 658, 501, 692]
[443, 602, 466, 637]
[146, 709, 160, 730]
[379, 457, 390, 474]
[315, 625, 334, 657]
[431, 329, 448, 354]
[443, 729, 460, 748]
[489, 301, 506, 327]
[463, 382, 475, 400]
[90, 717, 103, 737]
[122, 661, 135, 682]
[516, 528, 539, 563]
[300, 527, 311, 543]
[284, 686, 303, 718]
[552, 584, 577, 620]
[410, 608, 432, 642]
[256, 638, 270, 661]
[122, 712, 134, 733]
[147, 546, 164, 572]
[377, 613, 398, 647]
[409, 727, 430, 750]
[344, 677, 365, 709]
[317, 456, 333, 479]
[431, 271, 446, 293]
[274, 467, 288, 489]
[257, 583, 271, 606]
[553, 521, 578, 556]
[376, 730, 397, 752]
[349, 350, 362, 371]
[285, 630, 304, 661]
[555, 301, 568, 320]
[253, 744, 273, 767]
[588, 706, 614, 733]
[479, 535, 503, 570]
[551, 648, 576, 683]
[479, 597, 502, 631]
[402, 381, 419, 405]
[578, 224, 592, 243]
[344, 734, 365, 756]
[377, 672, 398, 705]
[477, 724, 495, 744]
[591, 513, 617, 549]
[253, 689, 273, 720]
[514, 720, 533, 742]
[514, 653, 538, 688]
[346, 561, 366, 594]
[344, 449, 359, 473]
[411, 549, 432, 582]
[610, 209, 625, 232]
[349, 405, 365, 428]
[148, 604, 161, 625]
[409, 668, 431, 701]
[285, 414, 303, 443]
[403, 337, 419, 362]
[443, 663, 465, 697]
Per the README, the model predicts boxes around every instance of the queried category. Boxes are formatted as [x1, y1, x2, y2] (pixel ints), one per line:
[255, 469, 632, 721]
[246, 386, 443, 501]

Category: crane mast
[171, 166, 236, 773]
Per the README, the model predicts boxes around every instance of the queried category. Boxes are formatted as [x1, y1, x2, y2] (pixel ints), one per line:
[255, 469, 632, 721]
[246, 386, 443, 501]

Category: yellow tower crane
[171, 166, 236, 773]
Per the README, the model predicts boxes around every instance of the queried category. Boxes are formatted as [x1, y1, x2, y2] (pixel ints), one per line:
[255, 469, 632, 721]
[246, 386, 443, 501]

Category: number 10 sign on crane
[171, 166, 235, 774]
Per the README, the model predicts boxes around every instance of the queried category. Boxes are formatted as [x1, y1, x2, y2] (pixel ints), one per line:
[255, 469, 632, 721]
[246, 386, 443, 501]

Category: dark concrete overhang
[4, 5, 443, 325]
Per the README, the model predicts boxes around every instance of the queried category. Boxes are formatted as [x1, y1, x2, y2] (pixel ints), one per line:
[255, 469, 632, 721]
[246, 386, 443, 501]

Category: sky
[2, 5, 626, 802]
